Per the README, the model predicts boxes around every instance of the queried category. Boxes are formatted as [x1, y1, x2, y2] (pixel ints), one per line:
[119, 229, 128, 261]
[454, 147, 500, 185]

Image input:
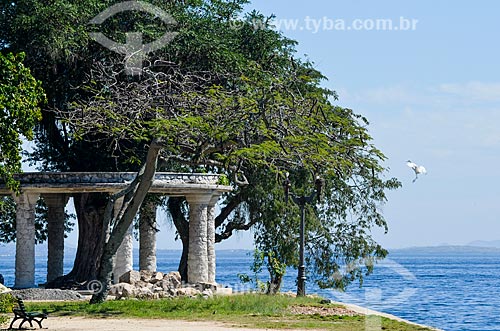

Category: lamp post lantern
[283, 172, 324, 296]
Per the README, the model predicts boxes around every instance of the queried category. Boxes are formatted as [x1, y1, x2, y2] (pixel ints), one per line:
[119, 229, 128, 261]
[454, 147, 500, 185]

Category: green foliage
[217, 174, 230, 186]
[0, 197, 16, 242]
[0, 293, 15, 313]
[0, 293, 15, 325]
[238, 249, 287, 294]
[0, 52, 44, 190]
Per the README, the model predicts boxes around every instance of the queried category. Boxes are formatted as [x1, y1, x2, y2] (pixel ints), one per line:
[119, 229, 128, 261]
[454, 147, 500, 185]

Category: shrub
[0, 293, 15, 325]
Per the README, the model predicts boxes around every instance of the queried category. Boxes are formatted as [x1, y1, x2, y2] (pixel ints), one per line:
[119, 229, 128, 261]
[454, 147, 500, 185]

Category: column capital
[12, 192, 39, 205]
[41, 193, 69, 207]
[208, 193, 222, 207]
[185, 192, 214, 205]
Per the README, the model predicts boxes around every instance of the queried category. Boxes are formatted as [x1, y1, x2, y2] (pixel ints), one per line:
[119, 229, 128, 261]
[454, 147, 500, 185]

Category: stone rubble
[110, 270, 215, 300]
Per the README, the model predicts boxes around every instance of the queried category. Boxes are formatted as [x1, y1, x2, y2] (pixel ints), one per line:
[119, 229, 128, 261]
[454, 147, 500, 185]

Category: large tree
[1, 0, 400, 299]
[58, 15, 399, 298]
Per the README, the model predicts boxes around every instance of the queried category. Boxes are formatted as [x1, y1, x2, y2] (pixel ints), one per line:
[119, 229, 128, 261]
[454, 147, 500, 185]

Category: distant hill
[391, 245, 500, 254]
[467, 240, 500, 248]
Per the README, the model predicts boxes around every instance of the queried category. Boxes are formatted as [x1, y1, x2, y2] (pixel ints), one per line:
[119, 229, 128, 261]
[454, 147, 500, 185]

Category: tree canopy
[57, 6, 400, 293]
[0, 52, 44, 190]
[1, 0, 400, 296]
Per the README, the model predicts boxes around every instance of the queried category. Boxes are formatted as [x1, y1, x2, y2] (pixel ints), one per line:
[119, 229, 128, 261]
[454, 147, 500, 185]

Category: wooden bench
[9, 297, 47, 329]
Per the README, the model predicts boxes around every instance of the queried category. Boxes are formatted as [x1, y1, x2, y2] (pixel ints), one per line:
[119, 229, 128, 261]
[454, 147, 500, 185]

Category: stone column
[14, 192, 38, 288]
[43, 194, 69, 283]
[207, 194, 220, 284]
[112, 197, 133, 284]
[139, 199, 157, 271]
[113, 224, 133, 283]
[185, 194, 212, 284]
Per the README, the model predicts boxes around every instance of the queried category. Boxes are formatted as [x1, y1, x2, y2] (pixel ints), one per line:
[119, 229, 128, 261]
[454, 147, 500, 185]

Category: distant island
[391, 244, 500, 254]
[467, 240, 500, 248]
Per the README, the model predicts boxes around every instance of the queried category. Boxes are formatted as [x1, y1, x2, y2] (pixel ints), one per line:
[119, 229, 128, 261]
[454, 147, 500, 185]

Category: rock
[136, 287, 154, 299]
[135, 280, 149, 288]
[0, 274, 4, 285]
[159, 291, 172, 298]
[140, 270, 154, 283]
[177, 287, 201, 297]
[119, 270, 141, 285]
[0, 283, 11, 294]
[108, 283, 129, 296]
[121, 283, 137, 298]
[198, 282, 217, 292]
[202, 289, 213, 298]
[163, 271, 182, 289]
[216, 287, 232, 296]
[157, 280, 170, 292]
[150, 272, 164, 283]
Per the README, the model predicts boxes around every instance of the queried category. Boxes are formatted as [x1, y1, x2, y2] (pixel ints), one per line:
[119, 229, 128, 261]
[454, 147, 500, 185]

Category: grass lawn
[27, 294, 434, 331]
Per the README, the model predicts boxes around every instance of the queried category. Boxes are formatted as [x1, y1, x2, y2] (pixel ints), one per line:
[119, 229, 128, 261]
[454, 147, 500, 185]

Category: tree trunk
[179, 236, 189, 281]
[266, 253, 284, 295]
[46, 193, 107, 288]
[267, 273, 283, 295]
[167, 197, 189, 281]
[90, 140, 161, 304]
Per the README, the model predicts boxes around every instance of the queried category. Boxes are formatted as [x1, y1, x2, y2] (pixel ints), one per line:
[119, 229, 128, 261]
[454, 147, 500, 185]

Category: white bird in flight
[407, 160, 427, 183]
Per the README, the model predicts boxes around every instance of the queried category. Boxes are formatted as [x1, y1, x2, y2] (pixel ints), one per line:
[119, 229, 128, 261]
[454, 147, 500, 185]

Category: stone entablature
[0, 172, 230, 195]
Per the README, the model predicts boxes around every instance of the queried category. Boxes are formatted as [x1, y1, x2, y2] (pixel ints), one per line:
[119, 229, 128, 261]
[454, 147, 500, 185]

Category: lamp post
[283, 172, 323, 297]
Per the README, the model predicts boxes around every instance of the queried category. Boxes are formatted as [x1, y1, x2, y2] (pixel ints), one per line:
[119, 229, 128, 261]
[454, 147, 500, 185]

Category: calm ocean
[1, 247, 499, 331]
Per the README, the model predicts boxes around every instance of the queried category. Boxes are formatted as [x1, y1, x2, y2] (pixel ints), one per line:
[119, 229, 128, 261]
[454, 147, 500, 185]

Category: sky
[238, 0, 500, 249]
[23, 0, 500, 250]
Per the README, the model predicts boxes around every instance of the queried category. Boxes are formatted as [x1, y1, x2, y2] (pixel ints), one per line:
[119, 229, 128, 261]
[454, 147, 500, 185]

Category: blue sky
[235, 0, 500, 249]
[25, 1, 500, 250]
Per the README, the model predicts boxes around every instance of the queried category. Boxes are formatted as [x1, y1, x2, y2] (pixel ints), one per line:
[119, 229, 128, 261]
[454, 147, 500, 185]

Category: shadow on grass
[32, 303, 125, 318]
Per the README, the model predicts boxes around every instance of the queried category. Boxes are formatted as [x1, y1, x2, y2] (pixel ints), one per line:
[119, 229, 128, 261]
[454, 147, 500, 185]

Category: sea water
[1, 248, 499, 331]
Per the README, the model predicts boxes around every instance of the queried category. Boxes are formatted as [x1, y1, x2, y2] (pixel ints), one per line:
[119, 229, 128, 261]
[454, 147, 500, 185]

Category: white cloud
[338, 85, 422, 106]
[438, 81, 500, 102]
[339, 81, 500, 110]
[337, 82, 500, 160]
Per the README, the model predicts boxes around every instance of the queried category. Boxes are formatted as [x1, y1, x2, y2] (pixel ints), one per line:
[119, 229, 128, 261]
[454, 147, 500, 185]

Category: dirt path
[23, 312, 443, 331]
[42, 317, 284, 331]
